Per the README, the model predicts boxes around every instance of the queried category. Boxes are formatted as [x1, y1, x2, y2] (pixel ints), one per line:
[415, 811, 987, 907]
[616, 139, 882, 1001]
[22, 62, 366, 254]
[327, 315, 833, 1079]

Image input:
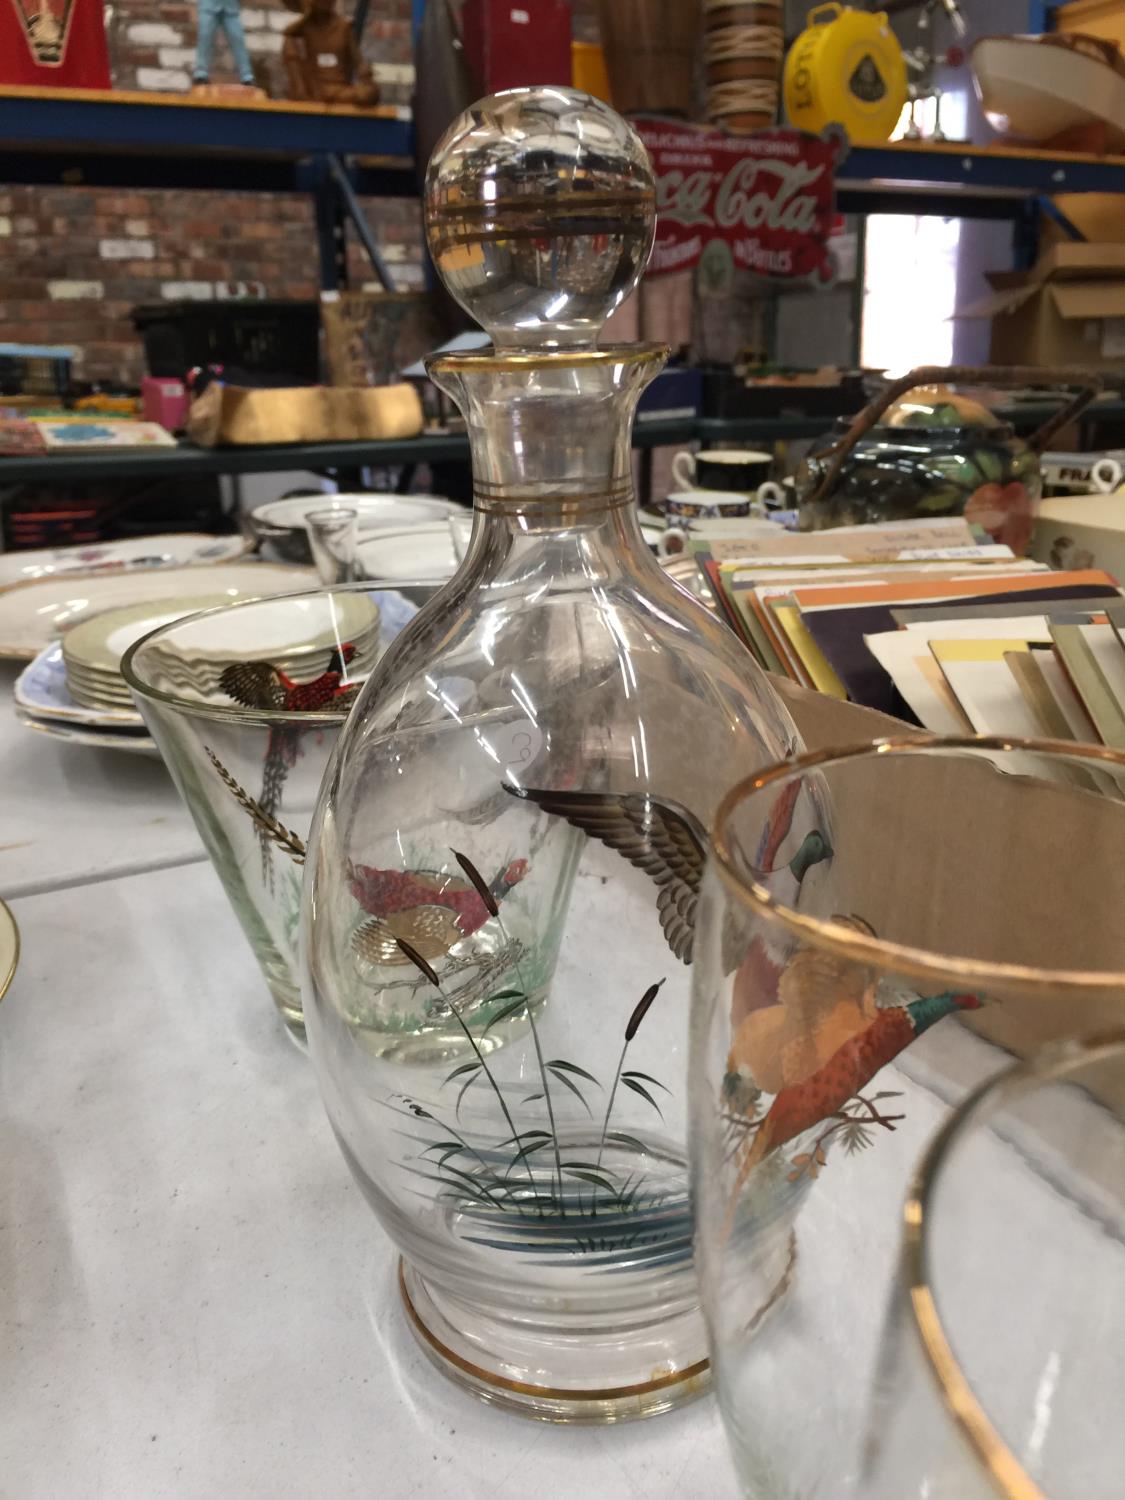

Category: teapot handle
[803, 365, 1113, 513]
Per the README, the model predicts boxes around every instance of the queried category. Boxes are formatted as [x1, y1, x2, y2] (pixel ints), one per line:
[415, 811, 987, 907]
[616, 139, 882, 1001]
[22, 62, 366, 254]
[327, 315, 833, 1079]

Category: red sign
[633, 119, 843, 286]
[1, 0, 110, 86]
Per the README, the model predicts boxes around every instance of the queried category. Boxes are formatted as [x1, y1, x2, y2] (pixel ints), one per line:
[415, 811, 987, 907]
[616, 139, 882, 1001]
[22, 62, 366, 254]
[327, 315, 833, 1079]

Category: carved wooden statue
[282, 0, 379, 107]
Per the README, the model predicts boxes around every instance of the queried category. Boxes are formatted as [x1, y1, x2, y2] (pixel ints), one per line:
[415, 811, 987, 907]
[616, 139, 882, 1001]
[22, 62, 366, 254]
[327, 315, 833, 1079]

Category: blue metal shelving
[838, 138, 1125, 219]
[8, 85, 1125, 216]
[8, 79, 1125, 489]
[0, 85, 413, 195]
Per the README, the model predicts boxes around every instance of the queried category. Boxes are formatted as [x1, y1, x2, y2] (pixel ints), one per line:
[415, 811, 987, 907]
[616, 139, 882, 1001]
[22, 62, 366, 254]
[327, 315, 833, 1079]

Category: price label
[479, 717, 543, 776]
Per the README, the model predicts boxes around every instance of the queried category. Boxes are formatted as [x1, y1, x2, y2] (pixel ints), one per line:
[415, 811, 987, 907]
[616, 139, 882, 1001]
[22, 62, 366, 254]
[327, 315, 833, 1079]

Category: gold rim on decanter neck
[712, 735, 1125, 995]
[471, 475, 635, 516]
[427, 342, 668, 376]
[901, 1030, 1125, 1500]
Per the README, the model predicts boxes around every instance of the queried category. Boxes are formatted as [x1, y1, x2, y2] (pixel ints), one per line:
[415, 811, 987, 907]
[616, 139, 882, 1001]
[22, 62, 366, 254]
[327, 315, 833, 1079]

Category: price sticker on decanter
[317, 53, 337, 66]
[478, 717, 544, 776]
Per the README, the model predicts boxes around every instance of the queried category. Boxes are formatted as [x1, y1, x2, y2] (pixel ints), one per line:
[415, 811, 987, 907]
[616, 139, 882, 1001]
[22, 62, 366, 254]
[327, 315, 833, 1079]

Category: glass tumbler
[306, 506, 359, 585]
[864, 1029, 1125, 1500]
[689, 738, 1125, 1497]
[122, 581, 439, 1041]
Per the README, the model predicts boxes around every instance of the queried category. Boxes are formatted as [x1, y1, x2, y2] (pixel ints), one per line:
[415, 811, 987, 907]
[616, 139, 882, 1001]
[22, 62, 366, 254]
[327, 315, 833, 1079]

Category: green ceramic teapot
[797, 365, 1107, 554]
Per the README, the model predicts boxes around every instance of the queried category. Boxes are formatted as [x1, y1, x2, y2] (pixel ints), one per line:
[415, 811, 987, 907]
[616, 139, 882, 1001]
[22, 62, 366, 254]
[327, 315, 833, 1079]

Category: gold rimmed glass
[122, 580, 443, 1042]
[688, 738, 1125, 1496]
[864, 1029, 1125, 1499]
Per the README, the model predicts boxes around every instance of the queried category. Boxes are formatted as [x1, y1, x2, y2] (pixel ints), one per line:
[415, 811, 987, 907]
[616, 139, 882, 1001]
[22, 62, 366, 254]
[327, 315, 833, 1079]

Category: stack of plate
[0, 561, 312, 662]
[0, 897, 18, 1003]
[8, 561, 313, 754]
[14, 588, 397, 754]
[62, 598, 236, 712]
[137, 590, 383, 701]
[14, 642, 159, 755]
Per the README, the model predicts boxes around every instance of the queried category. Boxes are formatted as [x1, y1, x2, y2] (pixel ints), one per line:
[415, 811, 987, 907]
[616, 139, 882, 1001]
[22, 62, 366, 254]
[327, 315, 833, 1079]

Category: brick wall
[106, 0, 417, 98]
[0, 0, 429, 388]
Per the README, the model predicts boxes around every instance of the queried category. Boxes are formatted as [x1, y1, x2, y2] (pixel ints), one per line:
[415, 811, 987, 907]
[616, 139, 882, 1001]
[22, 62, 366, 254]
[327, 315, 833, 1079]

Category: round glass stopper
[424, 86, 657, 348]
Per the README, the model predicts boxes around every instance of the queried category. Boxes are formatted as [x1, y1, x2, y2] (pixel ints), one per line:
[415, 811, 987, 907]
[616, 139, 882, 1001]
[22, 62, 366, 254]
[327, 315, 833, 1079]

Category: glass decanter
[301, 86, 800, 1421]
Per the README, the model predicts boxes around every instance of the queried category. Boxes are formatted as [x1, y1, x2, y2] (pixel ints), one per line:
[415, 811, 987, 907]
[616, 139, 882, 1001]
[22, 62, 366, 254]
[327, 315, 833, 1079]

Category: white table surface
[0, 663, 206, 898]
[0, 854, 740, 1498]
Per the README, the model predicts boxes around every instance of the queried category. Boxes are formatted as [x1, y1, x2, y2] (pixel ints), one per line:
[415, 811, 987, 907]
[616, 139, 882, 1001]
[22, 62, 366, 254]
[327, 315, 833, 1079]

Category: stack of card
[695, 516, 1125, 740]
[867, 604, 1125, 743]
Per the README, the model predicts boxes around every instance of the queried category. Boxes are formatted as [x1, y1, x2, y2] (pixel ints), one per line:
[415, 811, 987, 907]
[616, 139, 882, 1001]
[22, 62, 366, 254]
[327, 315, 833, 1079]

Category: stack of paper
[695, 517, 1125, 742]
[864, 597, 1125, 742]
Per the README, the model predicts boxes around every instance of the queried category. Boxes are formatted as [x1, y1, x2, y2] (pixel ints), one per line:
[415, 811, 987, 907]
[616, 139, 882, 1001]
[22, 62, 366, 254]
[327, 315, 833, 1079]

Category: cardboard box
[320, 292, 441, 389]
[958, 241, 1125, 368]
[1030, 490, 1125, 574]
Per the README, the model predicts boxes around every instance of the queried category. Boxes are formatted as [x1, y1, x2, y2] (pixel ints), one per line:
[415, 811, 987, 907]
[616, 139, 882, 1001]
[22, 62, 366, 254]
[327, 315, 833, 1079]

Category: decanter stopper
[425, 87, 656, 349]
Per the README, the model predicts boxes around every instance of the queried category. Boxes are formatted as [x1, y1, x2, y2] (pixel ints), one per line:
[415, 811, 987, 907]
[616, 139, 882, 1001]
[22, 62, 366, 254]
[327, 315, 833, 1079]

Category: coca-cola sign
[633, 119, 844, 284]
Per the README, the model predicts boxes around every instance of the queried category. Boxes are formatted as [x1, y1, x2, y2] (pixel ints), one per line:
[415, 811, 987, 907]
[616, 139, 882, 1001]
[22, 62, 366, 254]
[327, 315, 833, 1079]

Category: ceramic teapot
[796, 364, 1108, 554]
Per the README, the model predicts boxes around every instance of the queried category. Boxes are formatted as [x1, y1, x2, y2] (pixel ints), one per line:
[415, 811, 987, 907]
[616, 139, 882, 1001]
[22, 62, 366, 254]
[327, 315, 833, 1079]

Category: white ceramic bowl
[972, 35, 1125, 148]
[356, 523, 459, 582]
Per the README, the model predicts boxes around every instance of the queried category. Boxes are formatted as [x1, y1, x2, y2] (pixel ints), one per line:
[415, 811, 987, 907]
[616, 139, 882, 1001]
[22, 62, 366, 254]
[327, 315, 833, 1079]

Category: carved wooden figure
[282, 0, 379, 106]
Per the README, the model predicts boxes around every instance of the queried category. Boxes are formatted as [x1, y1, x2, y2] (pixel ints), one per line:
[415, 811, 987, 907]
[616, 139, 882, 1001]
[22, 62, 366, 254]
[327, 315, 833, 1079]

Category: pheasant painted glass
[299, 87, 802, 1419]
[123, 583, 439, 1041]
[689, 739, 1125, 1495]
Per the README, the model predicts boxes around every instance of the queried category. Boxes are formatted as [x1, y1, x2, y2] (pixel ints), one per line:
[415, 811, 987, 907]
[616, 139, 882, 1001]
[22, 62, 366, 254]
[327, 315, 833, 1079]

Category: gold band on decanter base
[398, 1260, 711, 1408]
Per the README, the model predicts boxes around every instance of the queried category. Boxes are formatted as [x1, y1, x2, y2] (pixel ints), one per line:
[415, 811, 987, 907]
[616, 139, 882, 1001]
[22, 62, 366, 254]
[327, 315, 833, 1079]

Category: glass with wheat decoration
[689, 739, 1125, 1496]
[299, 86, 800, 1421]
[122, 582, 441, 1042]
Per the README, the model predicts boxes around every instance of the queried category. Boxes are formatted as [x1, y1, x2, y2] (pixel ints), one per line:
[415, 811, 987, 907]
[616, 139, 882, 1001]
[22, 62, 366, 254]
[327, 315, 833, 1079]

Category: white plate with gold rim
[0, 562, 314, 660]
[62, 597, 243, 684]
[357, 524, 458, 582]
[0, 898, 18, 1002]
[0, 532, 252, 588]
[64, 660, 140, 694]
[66, 678, 140, 712]
[252, 492, 460, 532]
[66, 589, 380, 680]
[141, 588, 381, 665]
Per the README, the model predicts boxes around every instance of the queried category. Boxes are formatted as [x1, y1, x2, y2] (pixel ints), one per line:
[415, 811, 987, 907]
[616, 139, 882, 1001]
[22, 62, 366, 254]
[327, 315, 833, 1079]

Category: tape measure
[784, 4, 908, 144]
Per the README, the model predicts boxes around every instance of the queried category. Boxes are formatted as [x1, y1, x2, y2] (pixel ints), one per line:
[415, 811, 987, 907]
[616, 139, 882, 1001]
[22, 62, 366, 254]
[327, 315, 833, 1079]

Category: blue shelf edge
[841, 141, 1125, 199]
[0, 88, 414, 161]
